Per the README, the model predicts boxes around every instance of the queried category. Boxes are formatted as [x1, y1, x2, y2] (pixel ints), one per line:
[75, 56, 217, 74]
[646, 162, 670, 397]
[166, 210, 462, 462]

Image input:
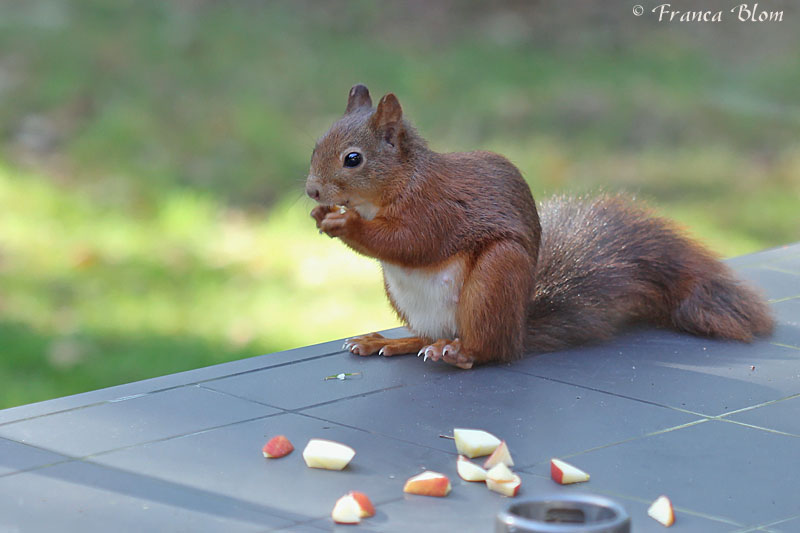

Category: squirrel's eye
[343, 152, 362, 168]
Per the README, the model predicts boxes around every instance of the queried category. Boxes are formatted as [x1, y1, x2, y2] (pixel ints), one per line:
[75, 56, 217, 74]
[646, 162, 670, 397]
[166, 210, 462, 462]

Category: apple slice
[302, 438, 355, 470]
[349, 491, 375, 518]
[403, 471, 452, 497]
[453, 428, 501, 458]
[486, 463, 522, 497]
[483, 440, 513, 469]
[262, 435, 294, 458]
[331, 493, 362, 524]
[647, 495, 675, 527]
[457, 455, 487, 482]
[486, 463, 516, 483]
[486, 473, 522, 497]
[550, 458, 590, 484]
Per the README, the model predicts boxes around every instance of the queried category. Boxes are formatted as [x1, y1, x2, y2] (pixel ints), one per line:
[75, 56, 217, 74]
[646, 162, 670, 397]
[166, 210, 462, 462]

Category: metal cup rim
[495, 493, 631, 533]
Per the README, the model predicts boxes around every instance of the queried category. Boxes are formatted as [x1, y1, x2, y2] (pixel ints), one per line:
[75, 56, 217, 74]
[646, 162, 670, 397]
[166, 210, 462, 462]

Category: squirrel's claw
[343, 333, 429, 358]
[420, 344, 441, 363]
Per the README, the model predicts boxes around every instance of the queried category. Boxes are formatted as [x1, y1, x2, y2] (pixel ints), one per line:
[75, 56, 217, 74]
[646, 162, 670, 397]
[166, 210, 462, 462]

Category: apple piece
[486, 473, 522, 497]
[457, 455, 487, 482]
[403, 471, 452, 497]
[302, 438, 356, 470]
[262, 435, 294, 458]
[550, 458, 590, 484]
[486, 463, 522, 497]
[483, 440, 514, 469]
[486, 462, 516, 483]
[647, 495, 675, 527]
[453, 428, 501, 458]
[331, 493, 361, 524]
[349, 491, 375, 518]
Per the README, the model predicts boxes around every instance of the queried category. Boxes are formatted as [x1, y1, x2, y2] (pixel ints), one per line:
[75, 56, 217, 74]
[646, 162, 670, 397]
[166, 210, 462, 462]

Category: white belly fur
[381, 257, 466, 340]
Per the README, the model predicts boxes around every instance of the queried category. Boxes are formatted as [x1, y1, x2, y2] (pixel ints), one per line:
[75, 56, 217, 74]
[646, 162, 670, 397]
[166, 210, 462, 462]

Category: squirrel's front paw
[320, 209, 359, 238]
[311, 205, 336, 228]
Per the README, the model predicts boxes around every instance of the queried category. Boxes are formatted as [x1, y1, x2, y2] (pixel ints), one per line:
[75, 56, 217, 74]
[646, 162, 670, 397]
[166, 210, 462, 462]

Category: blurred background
[0, 0, 798, 408]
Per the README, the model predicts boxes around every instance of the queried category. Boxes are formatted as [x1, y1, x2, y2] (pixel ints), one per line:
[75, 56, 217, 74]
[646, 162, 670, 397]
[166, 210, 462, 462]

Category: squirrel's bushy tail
[525, 194, 773, 353]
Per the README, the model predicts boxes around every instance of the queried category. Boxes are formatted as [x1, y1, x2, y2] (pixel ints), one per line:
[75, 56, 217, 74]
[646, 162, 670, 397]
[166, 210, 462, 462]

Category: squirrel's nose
[306, 184, 321, 201]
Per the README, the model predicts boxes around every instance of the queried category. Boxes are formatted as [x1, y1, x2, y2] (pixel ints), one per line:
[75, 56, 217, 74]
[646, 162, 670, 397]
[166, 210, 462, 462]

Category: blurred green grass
[0, 1, 798, 408]
[0, 164, 398, 405]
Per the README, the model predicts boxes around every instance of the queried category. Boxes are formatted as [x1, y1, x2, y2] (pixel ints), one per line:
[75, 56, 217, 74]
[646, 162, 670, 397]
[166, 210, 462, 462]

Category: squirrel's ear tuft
[370, 93, 403, 145]
[345, 84, 372, 114]
[372, 94, 402, 126]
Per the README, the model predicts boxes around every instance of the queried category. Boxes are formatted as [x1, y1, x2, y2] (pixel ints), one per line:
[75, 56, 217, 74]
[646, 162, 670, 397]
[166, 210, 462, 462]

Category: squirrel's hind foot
[343, 332, 426, 357]
[419, 339, 474, 369]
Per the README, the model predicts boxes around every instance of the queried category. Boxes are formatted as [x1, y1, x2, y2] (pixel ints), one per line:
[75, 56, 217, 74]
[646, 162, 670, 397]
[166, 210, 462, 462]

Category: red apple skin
[403, 474, 452, 497]
[350, 491, 375, 518]
[483, 440, 513, 469]
[550, 460, 564, 484]
[263, 435, 294, 458]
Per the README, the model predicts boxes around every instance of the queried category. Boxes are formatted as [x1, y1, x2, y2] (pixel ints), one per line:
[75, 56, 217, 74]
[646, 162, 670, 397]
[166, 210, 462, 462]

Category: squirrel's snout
[306, 183, 321, 201]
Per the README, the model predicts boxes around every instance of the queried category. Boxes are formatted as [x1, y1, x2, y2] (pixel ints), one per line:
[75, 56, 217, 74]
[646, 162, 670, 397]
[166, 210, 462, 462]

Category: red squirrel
[305, 84, 774, 369]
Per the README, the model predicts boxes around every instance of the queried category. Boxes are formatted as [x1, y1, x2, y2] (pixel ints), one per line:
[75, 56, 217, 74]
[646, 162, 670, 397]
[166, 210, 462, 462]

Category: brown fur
[527, 194, 774, 352]
[306, 85, 774, 367]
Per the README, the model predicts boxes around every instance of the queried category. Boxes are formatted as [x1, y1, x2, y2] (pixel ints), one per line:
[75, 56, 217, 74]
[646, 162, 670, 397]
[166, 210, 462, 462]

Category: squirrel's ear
[345, 84, 372, 114]
[370, 93, 403, 145]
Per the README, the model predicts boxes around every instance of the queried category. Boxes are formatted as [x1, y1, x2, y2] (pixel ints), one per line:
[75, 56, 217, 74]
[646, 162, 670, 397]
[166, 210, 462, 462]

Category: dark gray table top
[1, 243, 799, 532]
